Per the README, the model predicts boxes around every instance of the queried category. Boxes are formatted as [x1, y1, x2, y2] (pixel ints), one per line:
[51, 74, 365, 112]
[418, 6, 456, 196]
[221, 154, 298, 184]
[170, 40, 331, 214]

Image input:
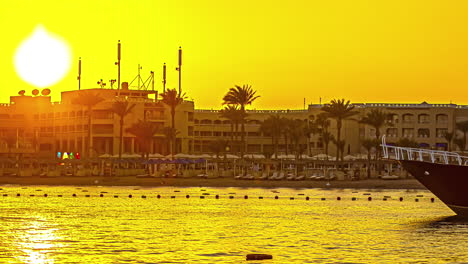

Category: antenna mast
[176, 47, 182, 95]
[77, 57, 81, 90]
[163, 63, 166, 93]
[115, 40, 121, 96]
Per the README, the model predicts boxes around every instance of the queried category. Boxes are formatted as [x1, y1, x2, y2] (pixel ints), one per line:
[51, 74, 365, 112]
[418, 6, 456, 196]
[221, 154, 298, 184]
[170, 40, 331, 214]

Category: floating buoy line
[0, 193, 437, 202]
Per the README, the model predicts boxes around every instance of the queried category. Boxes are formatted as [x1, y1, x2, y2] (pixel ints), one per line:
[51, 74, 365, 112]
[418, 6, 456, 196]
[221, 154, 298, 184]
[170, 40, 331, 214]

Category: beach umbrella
[276, 154, 295, 159]
[343, 155, 357, 161]
[99, 154, 112, 158]
[174, 153, 191, 158]
[197, 154, 213, 159]
[149, 153, 165, 158]
[312, 154, 334, 160]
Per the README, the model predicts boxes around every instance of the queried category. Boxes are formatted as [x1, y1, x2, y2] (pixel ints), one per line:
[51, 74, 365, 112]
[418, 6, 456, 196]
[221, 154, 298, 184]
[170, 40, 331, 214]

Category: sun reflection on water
[14, 217, 62, 264]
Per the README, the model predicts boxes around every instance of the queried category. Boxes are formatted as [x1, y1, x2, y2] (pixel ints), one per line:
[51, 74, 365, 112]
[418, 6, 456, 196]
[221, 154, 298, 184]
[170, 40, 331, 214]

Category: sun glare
[14, 25, 71, 88]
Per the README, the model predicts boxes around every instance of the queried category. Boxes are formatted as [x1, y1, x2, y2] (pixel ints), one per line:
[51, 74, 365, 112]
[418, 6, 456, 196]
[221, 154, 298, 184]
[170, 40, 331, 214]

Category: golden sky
[1, 0, 468, 109]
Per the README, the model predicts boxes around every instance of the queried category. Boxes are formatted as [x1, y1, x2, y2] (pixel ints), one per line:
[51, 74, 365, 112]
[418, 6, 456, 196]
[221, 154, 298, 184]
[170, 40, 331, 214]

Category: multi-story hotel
[1, 86, 467, 159]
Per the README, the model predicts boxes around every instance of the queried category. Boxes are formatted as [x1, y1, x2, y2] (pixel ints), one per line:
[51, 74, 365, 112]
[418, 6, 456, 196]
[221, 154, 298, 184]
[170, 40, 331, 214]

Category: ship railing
[380, 135, 468, 165]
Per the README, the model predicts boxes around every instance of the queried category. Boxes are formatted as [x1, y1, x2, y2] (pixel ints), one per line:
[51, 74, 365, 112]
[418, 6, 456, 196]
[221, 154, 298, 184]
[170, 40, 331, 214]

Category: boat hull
[400, 160, 468, 217]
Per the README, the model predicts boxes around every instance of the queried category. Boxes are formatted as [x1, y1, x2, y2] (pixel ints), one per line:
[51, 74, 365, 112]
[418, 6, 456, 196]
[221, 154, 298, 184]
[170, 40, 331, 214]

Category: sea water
[0, 186, 467, 263]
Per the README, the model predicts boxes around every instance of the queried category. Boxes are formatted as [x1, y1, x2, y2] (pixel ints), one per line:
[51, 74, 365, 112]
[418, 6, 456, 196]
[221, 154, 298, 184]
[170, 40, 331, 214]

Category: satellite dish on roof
[32, 89, 39, 96]
[41, 88, 51, 96]
[18, 90, 25, 96]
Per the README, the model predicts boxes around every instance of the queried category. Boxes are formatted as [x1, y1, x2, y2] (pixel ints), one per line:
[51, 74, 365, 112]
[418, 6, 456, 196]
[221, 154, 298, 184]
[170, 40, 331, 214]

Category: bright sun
[14, 25, 71, 88]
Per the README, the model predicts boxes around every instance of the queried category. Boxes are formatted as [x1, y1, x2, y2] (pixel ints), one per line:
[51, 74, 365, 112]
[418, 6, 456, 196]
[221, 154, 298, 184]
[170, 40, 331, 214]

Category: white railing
[380, 135, 468, 166]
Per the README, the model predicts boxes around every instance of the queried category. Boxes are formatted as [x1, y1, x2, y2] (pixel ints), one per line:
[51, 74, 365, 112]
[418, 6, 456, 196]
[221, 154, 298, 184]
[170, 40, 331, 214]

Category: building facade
[0, 87, 467, 158]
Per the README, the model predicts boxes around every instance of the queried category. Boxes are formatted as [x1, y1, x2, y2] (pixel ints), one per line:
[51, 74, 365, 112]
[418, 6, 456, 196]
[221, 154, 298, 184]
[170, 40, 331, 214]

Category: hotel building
[0, 87, 467, 158]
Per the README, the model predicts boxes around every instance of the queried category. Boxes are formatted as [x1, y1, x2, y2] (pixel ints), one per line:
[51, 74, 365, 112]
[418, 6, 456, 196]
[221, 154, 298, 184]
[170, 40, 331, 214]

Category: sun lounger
[295, 175, 305, 181]
[246, 174, 255, 180]
[381, 175, 399, 180]
[276, 172, 285, 180]
[259, 172, 268, 180]
[268, 172, 278, 180]
[286, 173, 295, 180]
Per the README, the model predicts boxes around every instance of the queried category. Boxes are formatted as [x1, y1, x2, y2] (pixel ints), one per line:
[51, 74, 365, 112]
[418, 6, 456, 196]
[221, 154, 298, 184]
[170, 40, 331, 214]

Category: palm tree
[259, 115, 282, 159]
[208, 139, 229, 158]
[361, 138, 378, 179]
[453, 137, 465, 154]
[222, 84, 260, 157]
[220, 105, 241, 152]
[359, 109, 390, 173]
[289, 119, 306, 159]
[316, 113, 332, 158]
[160, 88, 186, 157]
[72, 91, 105, 158]
[443, 131, 454, 151]
[111, 100, 136, 159]
[321, 99, 358, 161]
[160, 126, 177, 155]
[320, 131, 334, 159]
[315, 113, 331, 133]
[281, 117, 292, 155]
[126, 120, 159, 158]
[456, 121, 468, 151]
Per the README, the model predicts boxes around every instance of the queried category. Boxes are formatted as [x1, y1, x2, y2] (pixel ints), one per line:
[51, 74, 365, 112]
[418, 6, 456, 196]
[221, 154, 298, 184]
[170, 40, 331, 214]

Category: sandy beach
[0, 176, 425, 189]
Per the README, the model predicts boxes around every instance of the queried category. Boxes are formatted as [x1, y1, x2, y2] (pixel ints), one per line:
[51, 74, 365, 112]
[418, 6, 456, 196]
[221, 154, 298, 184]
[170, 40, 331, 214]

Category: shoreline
[0, 176, 426, 190]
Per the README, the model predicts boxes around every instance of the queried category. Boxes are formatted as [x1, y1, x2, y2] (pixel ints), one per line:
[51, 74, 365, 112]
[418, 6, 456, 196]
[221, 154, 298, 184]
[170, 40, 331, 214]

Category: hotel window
[77, 125, 83, 131]
[418, 114, 430, 124]
[386, 128, 398, 137]
[40, 113, 46, 119]
[188, 126, 193, 136]
[48, 113, 53, 119]
[402, 114, 414, 123]
[55, 112, 60, 118]
[62, 126, 68, 132]
[194, 131, 200, 136]
[188, 112, 194, 122]
[386, 114, 399, 124]
[70, 111, 75, 118]
[55, 127, 61, 133]
[69, 125, 74, 132]
[436, 128, 448, 138]
[436, 114, 448, 124]
[33, 114, 38, 120]
[417, 128, 430, 138]
[40, 127, 46, 132]
[46, 127, 52, 132]
[402, 128, 414, 138]
[194, 119, 199, 124]
[213, 132, 222, 136]
[200, 131, 212, 136]
[77, 111, 82, 117]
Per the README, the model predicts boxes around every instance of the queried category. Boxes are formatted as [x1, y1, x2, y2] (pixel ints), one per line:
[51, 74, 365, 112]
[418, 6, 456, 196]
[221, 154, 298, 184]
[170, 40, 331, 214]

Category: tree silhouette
[111, 100, 136, 158]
